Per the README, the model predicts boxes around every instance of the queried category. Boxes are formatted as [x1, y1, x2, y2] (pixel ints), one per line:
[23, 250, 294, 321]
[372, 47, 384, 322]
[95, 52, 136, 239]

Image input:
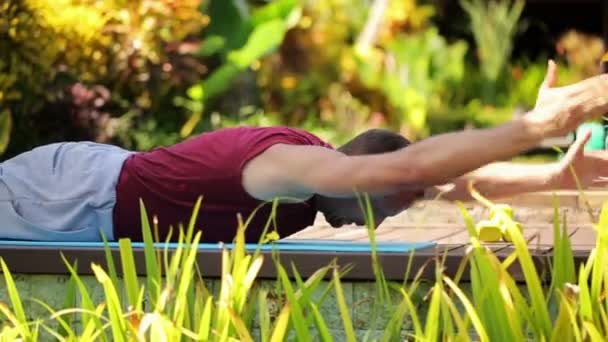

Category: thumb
[540, 59, 558, 90]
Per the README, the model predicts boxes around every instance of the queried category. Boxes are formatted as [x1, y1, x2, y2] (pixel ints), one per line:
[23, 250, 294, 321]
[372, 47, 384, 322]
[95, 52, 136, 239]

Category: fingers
[578, 130, 593, 146]
[562, 73, 608, 96]
[567, 130, 591, 157]
[540, 59, 558, 90]
[559, 130, 590, 166]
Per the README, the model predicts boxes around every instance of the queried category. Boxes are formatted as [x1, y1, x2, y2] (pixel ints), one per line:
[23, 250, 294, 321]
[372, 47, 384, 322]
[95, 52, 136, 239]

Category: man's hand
[524, 60, 608, 138]
[554, 130, 608, 189]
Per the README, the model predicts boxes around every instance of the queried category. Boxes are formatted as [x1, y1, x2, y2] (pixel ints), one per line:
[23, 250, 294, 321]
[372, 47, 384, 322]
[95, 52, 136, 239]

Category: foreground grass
[0, 195, 607, 341]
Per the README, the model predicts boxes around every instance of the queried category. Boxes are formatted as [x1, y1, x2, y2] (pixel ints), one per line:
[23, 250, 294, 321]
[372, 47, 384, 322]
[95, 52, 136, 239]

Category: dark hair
[337, 129, 410, 156]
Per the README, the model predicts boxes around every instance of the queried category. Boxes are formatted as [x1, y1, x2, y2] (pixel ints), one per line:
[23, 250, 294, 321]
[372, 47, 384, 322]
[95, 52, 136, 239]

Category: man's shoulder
[200, 126, 333, 149]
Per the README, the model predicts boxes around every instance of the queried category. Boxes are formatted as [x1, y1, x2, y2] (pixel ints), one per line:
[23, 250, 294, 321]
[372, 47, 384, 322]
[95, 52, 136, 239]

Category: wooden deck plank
[329, 227, 371, 241]
[287, 225, 466, 243]
[375, 224, 463, 239]
[568, 228, 597, 251]
[286, 226, 339, 240]
[435, 223, 579, 252]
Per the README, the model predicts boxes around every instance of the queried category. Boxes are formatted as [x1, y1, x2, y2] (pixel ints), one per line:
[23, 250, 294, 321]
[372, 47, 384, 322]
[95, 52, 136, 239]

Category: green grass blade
[0, 258, 30, 339]
[258, 289, 271, 342]
[167, 227, 186, 287]
[100, 230, 120, 294]
[80, 304, 109, 341]
[270, 304, 291, 342]
[289, 262, 326, 329]
[228, 308, 255, 342]
[591, 202, 608, 327]
[30, 297, 76, 340]
[197, 296, 213, 341]
[381, 287, 413, 342]
[443, 276, 489, 341]
[359, 193, 390, 304]
[551, 291, 577, 342]
[423, 283, 442, 341]
[291, 263, 309, 303]
[241, 256, 264, 309]
[38, 321, 67, 341]
[60, 254, 108, 342]
[559, 212, 575, 283]
[92, 263, 126, 342]
[565, 292, 583, 342]
[173, 232, 202, 331]
[502, 266, 535, 333]
[0, 301, 29, 340]
[468, 246, 516, 341]
[58, 262, 78, 338]
[456, 201, 480, 242]
[584, 322, 605, 342]
[310, 302, 333, 342]
[276, 262, 310, 341]
[503, 218, 552, 338]
[118, 238, 140, 310]
[214, 248, 232, 339]
[332, 267, 356, 342]
[139, 199, 161, 307]
[399, 286, 423, 337]
[185, 196, 203, 244]
[599, 307, 608, 338]
[440, 290, 466, 340]
[598, 201, 608, 227]
[294, 263, 331, 302]
[242, 288, 259, 330]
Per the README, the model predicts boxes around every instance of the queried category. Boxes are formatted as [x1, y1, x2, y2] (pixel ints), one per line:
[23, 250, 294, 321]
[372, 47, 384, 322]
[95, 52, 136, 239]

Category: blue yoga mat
[0, 239, 435, 253]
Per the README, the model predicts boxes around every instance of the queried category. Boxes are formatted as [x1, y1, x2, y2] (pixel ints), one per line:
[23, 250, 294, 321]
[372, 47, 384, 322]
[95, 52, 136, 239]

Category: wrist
[506, 116, 545, 150]
[517, 114, 547, 142]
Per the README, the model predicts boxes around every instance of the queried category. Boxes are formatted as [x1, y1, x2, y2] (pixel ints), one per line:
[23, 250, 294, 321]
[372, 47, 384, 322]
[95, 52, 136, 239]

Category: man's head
[315, 129, 424, 228]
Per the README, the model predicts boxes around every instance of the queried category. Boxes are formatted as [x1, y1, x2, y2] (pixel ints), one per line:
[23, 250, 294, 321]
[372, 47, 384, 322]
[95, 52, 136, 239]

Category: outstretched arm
[427, 131, 608, 202]
[243, 62, 608, 201]
[425, 161, 560, 202]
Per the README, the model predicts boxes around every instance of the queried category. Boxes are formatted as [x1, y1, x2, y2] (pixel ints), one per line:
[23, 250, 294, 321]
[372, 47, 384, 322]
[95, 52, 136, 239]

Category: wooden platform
[0, 191, 606, 283]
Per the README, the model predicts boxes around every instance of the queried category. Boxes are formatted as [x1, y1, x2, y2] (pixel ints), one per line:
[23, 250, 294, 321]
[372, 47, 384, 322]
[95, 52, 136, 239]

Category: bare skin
[242, 61, 608, 227]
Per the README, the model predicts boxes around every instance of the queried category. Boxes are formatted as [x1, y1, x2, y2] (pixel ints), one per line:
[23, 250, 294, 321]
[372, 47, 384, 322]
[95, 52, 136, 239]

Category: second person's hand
[524, 60, 608, 138]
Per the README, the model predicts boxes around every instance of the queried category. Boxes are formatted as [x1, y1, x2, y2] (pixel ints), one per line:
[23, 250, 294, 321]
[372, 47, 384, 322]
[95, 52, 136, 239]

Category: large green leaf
[206, 0, 252, 52]
[228, 19, 288, 68]
[201, 19, 290, 102]
[251, 0, 300, 27]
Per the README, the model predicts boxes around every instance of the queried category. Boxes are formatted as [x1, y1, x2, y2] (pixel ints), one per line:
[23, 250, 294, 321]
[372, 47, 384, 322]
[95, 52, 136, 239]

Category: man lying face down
[3, 60, 608, 243]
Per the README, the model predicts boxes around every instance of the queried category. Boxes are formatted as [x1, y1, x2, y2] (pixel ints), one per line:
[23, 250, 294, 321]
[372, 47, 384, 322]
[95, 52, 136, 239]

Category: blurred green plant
[252, 0, 463, 140]
[355, 27, 468, 138]
[460, 0, 525, 104]
[1, 0, 208, 156]
[556, 30, 605, 79]
[0, 0, 596, 157]
[0, 0, 108, 155]
[176, 0, 302, 138]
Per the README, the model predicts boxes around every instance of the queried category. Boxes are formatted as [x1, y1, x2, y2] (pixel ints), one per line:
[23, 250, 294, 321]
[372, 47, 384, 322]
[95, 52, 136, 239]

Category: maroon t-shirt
[112, 126, 333, 242]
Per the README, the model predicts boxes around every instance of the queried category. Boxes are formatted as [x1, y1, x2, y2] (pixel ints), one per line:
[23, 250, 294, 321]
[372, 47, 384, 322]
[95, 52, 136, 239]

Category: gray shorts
[0, 142, 133, 241]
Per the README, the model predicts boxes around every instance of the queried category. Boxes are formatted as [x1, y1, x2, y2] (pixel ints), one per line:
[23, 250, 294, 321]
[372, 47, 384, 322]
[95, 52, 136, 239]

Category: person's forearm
[434, 162, 560, 202]
[390, 117, 544, 187]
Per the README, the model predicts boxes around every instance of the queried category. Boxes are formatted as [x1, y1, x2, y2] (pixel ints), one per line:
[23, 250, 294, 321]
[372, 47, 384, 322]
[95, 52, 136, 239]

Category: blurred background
[0, 0, 606, 161]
